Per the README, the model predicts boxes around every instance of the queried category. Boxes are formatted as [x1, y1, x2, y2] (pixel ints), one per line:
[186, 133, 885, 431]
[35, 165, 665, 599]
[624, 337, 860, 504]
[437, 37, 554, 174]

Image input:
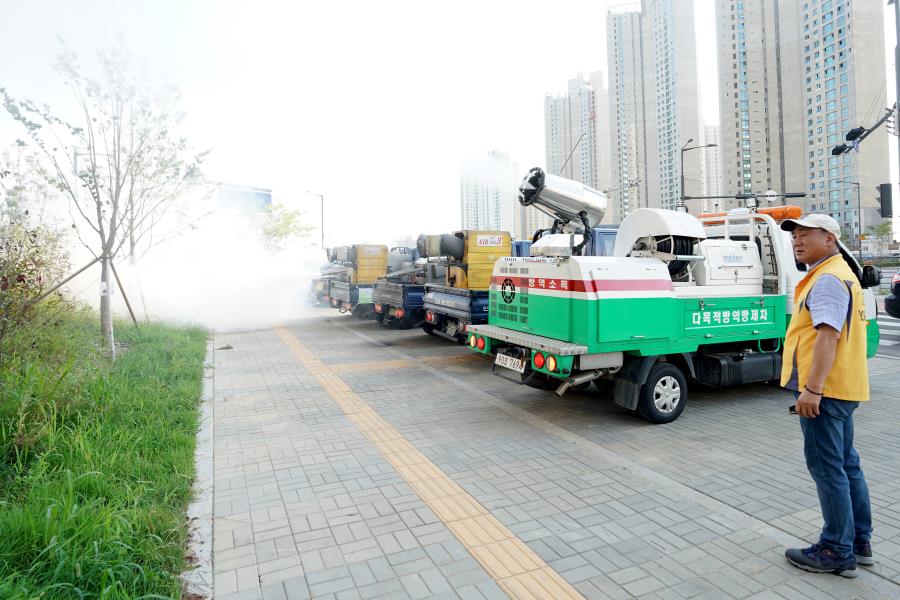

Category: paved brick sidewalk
[207, 312, 900, 599]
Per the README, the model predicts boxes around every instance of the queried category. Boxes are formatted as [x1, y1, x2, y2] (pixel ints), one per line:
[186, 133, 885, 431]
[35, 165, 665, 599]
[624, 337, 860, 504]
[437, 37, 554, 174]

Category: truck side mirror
[861, 265, 881, 288]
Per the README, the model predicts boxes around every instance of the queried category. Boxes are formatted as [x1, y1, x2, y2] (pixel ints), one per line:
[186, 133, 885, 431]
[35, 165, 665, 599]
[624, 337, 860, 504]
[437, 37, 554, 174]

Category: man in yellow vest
[779, 213, 872, 578]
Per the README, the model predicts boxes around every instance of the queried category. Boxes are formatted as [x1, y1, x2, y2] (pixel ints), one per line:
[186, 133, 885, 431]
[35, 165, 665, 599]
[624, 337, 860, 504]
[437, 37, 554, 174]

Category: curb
[181, 337, 215, 598]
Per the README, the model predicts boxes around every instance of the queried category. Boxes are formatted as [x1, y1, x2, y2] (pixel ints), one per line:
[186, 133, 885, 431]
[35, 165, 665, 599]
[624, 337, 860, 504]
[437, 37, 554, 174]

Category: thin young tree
[2, 41, 204, 358]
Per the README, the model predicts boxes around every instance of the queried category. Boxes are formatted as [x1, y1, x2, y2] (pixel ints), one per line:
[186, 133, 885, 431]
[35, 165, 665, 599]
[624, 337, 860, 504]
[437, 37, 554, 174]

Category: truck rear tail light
[476, 337, 485, 350]
[533, 352, 545, 369]
[395, 308, 405, 318]
[469, 334, 477, 347]
[374, 303, 382, 313]
[458, 321, 467, 333]
[426, 312, 435, 323]
[545, 355, 557, 372]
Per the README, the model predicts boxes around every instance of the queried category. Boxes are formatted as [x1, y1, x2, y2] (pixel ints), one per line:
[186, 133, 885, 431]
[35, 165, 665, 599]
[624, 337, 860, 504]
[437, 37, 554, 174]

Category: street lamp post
[838, 179, 862, 259]
[680, 139, 718, 209]
[306, 190, 325, 249]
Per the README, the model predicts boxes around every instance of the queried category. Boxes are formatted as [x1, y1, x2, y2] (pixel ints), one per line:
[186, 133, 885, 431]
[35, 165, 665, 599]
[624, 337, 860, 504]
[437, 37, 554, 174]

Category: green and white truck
[469, 168, 881, 424]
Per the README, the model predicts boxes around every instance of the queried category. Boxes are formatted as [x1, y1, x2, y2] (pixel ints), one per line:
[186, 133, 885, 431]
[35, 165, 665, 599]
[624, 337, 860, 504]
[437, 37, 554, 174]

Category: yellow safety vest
[780, 253, 869, 401]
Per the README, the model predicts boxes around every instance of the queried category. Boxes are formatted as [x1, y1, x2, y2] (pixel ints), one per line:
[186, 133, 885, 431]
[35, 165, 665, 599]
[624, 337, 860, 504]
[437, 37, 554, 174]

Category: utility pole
[893, 0, 900, 188]
[680, 139, 718, 210]
[306, 190, 325, 249]
[838, 179, 863, 259]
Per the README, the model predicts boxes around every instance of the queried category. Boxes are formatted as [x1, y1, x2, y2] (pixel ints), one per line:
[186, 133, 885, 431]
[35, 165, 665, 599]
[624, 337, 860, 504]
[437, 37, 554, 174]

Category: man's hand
[796, 389, 821, 418]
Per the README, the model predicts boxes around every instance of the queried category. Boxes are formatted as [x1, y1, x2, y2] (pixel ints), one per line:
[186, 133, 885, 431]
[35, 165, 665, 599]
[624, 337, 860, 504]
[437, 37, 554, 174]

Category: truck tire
[422, 323, 435, 335]
[637, 362, 687, 424]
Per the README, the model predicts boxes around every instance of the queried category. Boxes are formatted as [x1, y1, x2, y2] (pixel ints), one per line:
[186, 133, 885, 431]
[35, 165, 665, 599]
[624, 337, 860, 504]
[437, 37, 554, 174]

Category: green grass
[0, 305, 207, 599]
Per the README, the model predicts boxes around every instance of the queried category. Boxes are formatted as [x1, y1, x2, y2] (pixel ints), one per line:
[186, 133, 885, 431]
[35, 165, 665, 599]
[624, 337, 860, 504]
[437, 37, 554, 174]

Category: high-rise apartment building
[641, 0, 700, 211]
[803, 0, 889, 239]
[700, 123, 724, 209]
[543, 72, 613, 225]
[716, 0, 889, 239]
[607, 11, 648, 222]
[715, 0, 804, 211]
[460, 150, 519, 236]
[606, 1, 700, 219]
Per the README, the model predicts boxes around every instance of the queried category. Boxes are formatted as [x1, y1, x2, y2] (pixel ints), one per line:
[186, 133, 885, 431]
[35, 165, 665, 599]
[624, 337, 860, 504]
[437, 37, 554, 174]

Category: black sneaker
[785, 545, 858, 578]
[854, 540, 874, 566]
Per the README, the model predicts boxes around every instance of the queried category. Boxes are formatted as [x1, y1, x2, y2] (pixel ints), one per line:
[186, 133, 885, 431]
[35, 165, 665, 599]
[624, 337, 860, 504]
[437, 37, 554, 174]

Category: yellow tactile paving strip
[274, 327, 584, 600]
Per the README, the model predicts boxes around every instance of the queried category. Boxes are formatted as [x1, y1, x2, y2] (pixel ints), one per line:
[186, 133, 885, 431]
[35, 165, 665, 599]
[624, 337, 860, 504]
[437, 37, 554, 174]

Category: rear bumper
[467, 324, 587, 356]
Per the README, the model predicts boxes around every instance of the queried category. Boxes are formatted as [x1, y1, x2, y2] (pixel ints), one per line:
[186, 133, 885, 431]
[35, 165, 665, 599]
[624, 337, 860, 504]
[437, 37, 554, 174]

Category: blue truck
[418, 231, 513, 342]
[372, 247, 436, 329]
[373, 260, 448, 329]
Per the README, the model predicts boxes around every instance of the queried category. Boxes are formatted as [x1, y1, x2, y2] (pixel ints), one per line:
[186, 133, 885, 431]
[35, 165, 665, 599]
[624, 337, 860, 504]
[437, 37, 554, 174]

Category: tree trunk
[100, 255, 116, 360]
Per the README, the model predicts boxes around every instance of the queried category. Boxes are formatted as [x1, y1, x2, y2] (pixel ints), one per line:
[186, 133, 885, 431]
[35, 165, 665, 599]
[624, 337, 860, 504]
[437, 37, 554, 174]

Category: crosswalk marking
[876, 313, 900, 351]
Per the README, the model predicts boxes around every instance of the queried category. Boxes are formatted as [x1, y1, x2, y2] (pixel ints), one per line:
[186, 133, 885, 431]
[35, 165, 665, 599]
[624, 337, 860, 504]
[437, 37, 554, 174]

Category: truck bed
[373, 281, 425, 309]
[423, 285, 489, 324]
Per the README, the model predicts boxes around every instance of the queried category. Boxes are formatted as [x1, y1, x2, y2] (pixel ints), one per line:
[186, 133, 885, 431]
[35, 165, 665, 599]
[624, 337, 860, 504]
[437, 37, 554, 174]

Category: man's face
[791, 226, 835, 265]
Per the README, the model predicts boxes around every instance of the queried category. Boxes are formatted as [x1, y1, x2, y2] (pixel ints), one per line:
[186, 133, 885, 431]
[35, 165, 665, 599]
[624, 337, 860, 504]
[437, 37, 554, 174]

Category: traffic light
[832, 143, 850, 156]
[845, 127, 866, 141]
[878, 183, 893, 218]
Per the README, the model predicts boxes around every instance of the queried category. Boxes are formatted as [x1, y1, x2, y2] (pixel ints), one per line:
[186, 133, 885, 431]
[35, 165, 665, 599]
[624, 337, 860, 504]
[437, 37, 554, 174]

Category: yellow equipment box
[458, 231, 511, 290]
[351, 244, 388, 284]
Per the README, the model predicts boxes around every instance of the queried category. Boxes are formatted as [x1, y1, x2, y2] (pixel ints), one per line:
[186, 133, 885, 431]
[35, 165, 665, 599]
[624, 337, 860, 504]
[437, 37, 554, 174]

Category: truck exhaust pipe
[555, 370, 601, 396]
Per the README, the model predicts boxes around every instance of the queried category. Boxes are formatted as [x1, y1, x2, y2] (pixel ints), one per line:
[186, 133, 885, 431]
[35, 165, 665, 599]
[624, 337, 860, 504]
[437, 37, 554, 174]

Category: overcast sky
[0, 0, 894, 246]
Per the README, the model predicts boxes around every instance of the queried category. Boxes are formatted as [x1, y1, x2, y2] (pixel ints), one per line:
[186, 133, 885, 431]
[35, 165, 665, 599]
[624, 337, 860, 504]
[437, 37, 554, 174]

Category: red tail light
[476, 337, 485, 350]
[533, 352, 545, 369]
[395, 308, 405, 318]
[426, 312, 435, 323]
[458, 321, 467, 333]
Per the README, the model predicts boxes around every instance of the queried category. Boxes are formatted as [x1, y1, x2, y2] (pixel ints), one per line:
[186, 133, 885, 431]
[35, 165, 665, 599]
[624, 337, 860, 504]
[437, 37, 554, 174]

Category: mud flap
[612, 356, 658, 410]
[612, 378, 641, 410]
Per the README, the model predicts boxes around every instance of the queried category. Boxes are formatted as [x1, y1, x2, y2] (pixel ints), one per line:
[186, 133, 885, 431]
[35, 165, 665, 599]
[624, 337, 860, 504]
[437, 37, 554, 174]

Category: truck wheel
[422, 323, 435, 335]
[637, 362, 687, 424]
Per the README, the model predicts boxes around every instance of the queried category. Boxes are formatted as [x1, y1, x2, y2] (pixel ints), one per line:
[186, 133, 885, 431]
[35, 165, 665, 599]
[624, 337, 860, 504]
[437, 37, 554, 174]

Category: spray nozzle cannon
[518, 167, 607, 231]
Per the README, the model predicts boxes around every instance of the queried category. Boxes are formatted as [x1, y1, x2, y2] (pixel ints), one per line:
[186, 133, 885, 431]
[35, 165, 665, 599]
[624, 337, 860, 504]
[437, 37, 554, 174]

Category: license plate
[495, 353, 526, 373]
[446, 322, 458, 337]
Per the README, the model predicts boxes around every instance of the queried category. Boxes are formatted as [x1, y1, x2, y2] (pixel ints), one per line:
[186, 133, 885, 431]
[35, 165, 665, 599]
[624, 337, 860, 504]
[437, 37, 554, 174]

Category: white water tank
[693, 239, 763, 287]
